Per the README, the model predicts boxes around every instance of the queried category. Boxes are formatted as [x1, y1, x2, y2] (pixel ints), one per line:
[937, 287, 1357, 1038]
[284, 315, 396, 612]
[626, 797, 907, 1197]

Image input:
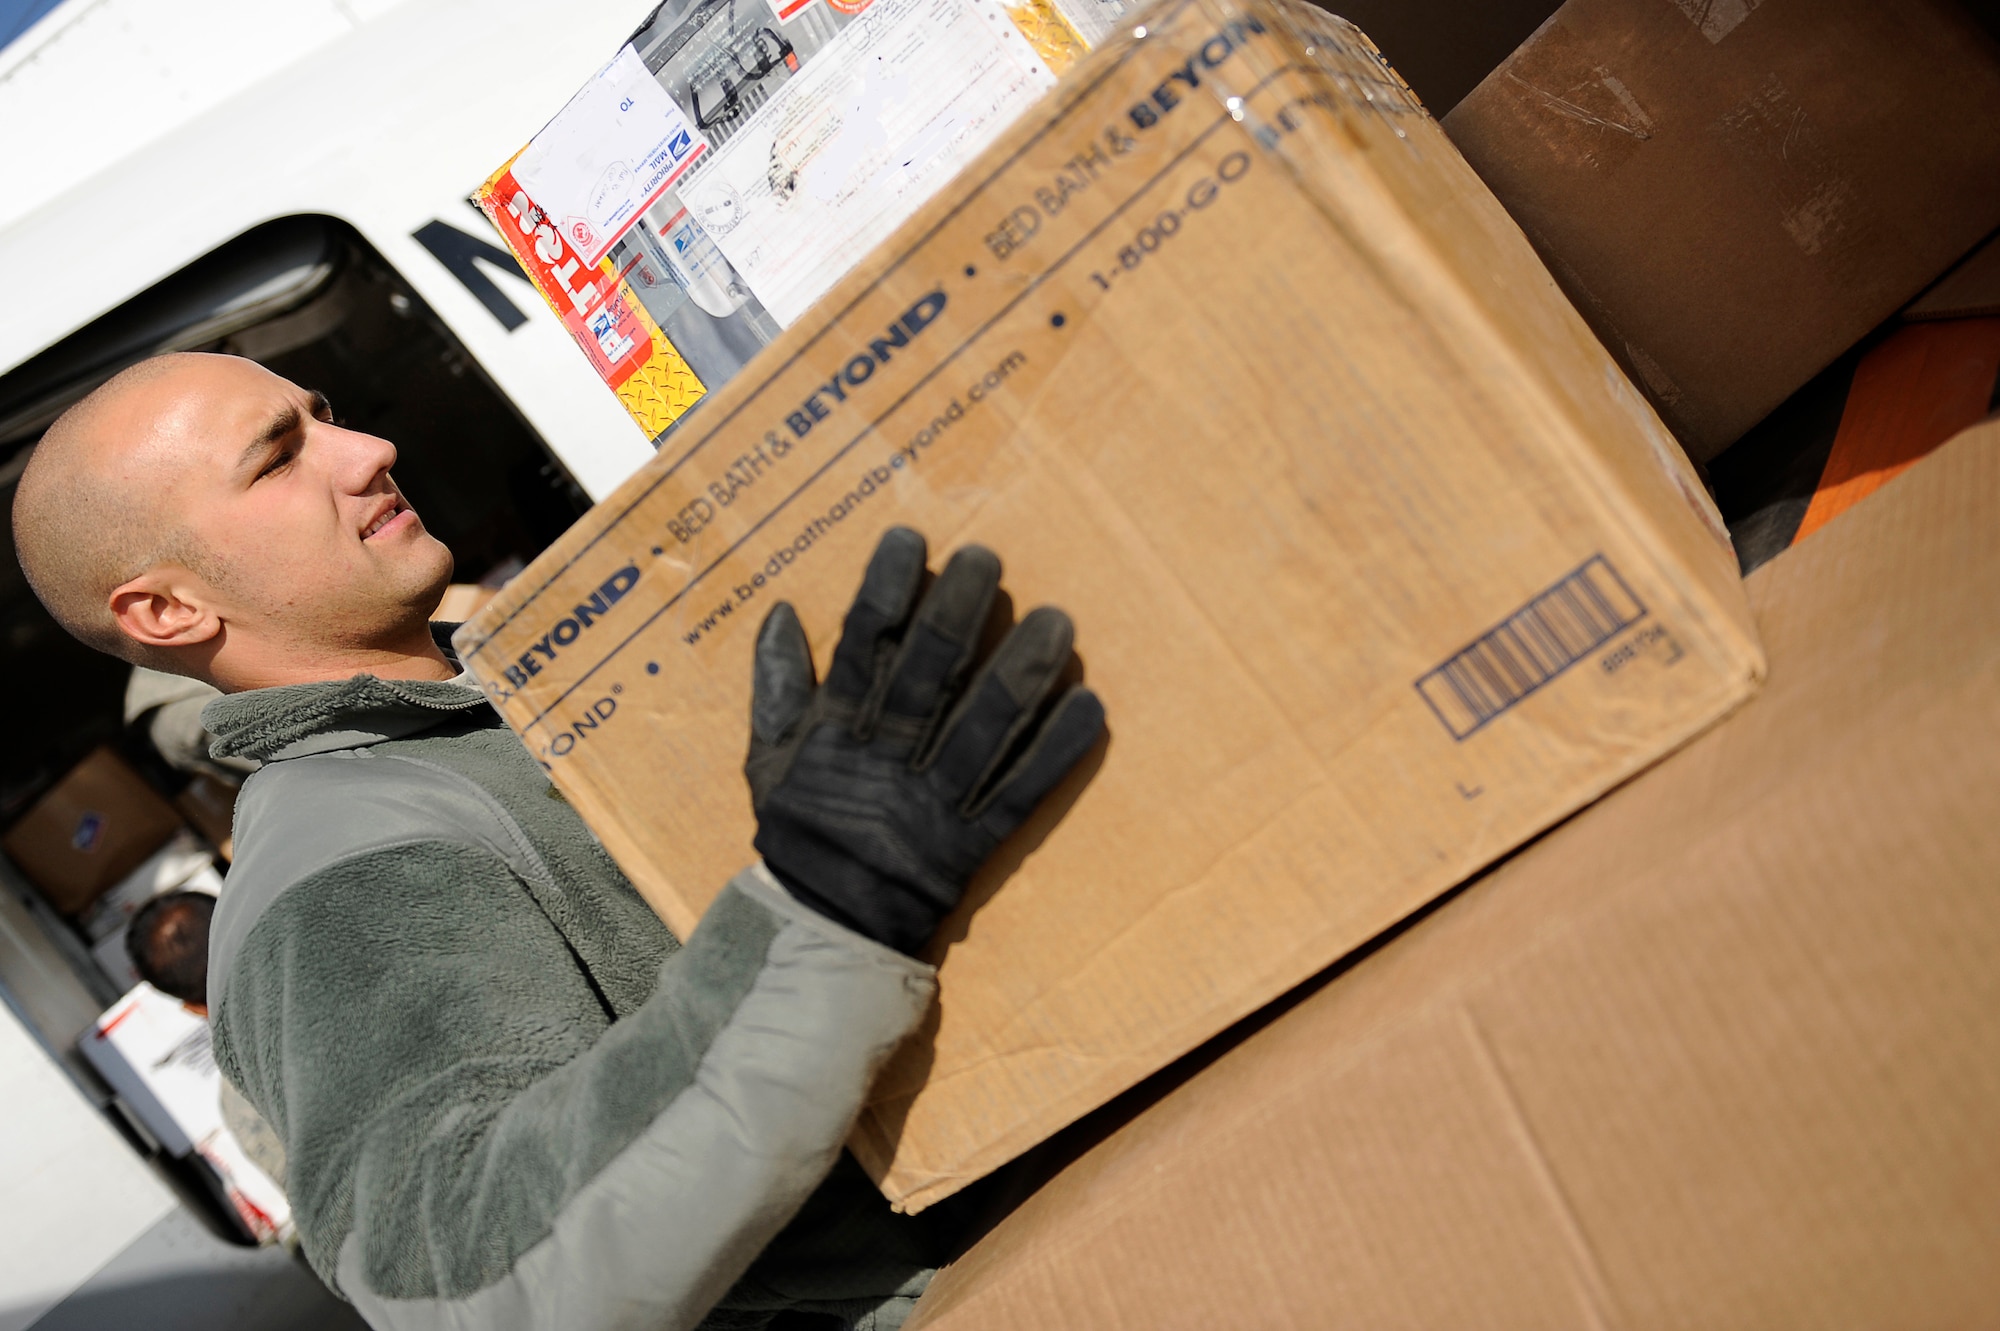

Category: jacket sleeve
[210, 848, 933, 1331]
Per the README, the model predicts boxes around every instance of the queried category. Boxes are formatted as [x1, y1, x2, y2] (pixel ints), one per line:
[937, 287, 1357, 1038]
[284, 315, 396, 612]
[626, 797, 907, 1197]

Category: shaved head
[14, 355, 226, 670]
[10, 352, 454, 691]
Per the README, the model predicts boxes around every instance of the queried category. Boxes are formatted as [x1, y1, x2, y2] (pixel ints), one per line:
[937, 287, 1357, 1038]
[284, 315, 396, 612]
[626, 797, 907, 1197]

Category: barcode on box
[1416, 555, 1645, 740]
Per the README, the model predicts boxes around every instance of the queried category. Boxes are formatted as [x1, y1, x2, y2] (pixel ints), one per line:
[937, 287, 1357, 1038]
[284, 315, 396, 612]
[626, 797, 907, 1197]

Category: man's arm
[213, 846, 931, 1331]
[216, 527, 1103, 1331]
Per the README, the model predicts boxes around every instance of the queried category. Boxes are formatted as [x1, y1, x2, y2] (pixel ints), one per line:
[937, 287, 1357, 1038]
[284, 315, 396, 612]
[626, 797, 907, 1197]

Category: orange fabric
[1795, 318, 2000, 542]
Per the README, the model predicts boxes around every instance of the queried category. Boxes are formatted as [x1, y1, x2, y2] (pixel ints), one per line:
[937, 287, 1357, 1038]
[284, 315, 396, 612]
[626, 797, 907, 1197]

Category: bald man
[14, 353, 1102, 1330]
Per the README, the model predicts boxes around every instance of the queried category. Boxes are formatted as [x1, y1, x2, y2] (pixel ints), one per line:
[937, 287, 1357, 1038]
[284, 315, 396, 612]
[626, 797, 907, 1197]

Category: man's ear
[109, 570, 223, 651]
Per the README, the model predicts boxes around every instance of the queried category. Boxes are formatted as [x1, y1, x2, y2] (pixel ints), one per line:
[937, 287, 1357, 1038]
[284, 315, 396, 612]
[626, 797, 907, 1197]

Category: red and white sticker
[486, 165, 659, 388]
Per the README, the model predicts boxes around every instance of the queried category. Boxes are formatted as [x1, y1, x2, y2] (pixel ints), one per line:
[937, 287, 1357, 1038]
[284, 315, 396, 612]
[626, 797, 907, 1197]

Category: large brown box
[457, 0, 1762, 1211]
[1443, 0, 2000, 461]
[2, 747, 183, 916]
[907, 426, 2000, 1328]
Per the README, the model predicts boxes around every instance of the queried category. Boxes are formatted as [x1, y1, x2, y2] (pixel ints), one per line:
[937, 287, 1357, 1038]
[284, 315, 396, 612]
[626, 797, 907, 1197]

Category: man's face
[133, 356, 452, 651]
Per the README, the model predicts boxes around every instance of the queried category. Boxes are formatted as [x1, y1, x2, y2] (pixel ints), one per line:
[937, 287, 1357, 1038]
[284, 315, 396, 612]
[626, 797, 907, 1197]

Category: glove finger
[826, 527, 928, 705]
[975, 685, 1105, 830]
[749, 602, 816, 746]
[926, 606, 1074, 806]
[881, 544, 1002, 727]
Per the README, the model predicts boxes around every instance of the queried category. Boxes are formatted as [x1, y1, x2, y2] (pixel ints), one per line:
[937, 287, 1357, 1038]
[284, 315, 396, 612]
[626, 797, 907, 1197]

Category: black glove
[745, 527, 1105, 954]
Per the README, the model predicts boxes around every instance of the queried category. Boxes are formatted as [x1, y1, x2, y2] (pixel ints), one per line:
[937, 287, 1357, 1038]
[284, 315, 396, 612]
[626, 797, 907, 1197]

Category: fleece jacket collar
[201, 624, 490, 764]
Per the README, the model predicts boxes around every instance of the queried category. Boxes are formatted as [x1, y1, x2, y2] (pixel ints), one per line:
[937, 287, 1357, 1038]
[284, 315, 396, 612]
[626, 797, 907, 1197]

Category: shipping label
[510, 44, 711, 267]
[680, 0, 1061, 325]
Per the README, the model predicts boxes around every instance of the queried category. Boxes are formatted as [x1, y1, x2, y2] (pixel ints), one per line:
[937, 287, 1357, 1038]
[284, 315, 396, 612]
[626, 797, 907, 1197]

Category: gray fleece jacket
[202, 639, 949, 1330]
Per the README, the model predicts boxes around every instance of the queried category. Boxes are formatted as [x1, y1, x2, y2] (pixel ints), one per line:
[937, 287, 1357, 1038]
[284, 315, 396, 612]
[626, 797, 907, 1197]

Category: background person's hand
[744, 527, 1105, 954]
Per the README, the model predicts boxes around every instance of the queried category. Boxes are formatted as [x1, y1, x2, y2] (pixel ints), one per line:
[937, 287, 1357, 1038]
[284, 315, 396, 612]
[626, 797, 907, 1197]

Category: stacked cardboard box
[905, 423, 2000, 1329]
[1443, 0, 2000, 461]
[1, 747, 183, 916]
[460, 0, 1763, 1211]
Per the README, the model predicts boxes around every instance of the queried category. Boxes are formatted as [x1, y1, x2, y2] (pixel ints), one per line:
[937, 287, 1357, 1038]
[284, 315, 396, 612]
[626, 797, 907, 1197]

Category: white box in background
[79, 985, 220, 1156]
[80, 985, 292, 1244]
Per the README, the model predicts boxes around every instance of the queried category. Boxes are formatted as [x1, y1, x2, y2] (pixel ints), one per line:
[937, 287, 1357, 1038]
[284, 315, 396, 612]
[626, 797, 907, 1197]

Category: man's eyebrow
[234, 395, 323, 476]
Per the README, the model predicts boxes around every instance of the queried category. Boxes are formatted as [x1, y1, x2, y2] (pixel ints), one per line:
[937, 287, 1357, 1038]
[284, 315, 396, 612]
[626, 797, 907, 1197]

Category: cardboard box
[1, 747, 184, 916]
[173, 774, 239, 862]
[82, 985, 294, 1244]
[1906, 231, 2000, 322]
[457, 0, 1763, 1211]
[1302, 0, 1562, 115]
[905, 426, 2000, 1329]
[81, 983, 224, 1157]
[1442, 0, 2000, 461]
[431, 581, 499, 626]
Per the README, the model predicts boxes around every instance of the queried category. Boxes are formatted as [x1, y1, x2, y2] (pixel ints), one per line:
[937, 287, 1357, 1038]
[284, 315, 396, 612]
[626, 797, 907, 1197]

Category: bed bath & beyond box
[456, 0, 1764, 1211]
